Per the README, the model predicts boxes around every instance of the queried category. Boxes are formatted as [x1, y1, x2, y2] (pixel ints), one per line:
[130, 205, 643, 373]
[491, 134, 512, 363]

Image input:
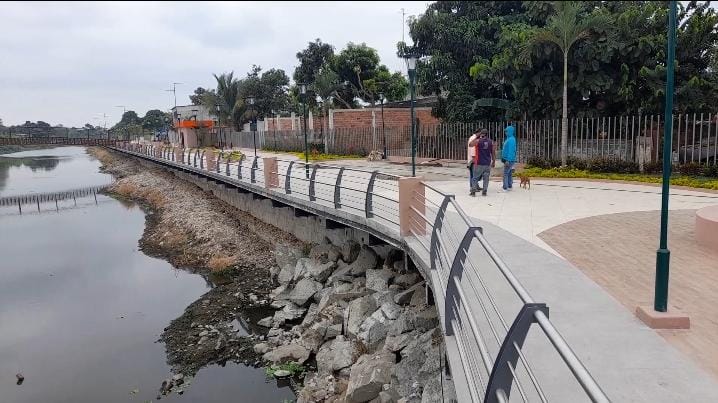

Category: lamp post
[246, 96, 257, 157]
[379, 92, 386, 159]
[300, 84, 309, 178]
[405, 55, 418, 176]
[654, 0, 677, 313]
[215, 104, 222, 150]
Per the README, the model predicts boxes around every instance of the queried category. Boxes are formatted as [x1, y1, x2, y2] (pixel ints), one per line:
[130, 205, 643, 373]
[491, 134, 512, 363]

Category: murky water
[0, 147, 294, 402]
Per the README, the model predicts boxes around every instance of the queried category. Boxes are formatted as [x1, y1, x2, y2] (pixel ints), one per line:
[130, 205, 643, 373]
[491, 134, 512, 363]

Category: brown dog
[518, 173, 531, 189]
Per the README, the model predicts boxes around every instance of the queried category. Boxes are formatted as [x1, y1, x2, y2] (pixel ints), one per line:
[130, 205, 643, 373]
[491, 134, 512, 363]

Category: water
[0, 147, 294, 403]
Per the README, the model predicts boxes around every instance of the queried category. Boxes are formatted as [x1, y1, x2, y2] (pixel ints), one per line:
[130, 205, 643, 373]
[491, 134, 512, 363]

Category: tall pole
[654, 0, 677, 313]
[409, 68, 416, 177]
[303, 97, 309, 178]
[380, 94, 387, 159]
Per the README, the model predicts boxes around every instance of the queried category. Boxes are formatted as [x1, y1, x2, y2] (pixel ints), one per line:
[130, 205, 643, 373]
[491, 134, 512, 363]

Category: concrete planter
[205, 150, 219, 171]
[174, 147, 184, 163]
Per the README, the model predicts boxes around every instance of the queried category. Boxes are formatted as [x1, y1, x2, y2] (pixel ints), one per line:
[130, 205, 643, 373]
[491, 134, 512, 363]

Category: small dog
[367, 150, 383, 161]
[518, 173, 531, 189]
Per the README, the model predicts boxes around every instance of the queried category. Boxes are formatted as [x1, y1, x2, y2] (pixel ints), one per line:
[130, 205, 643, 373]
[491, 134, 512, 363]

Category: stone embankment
[91, 148, 450, 402]
[257, 241, 450, 403]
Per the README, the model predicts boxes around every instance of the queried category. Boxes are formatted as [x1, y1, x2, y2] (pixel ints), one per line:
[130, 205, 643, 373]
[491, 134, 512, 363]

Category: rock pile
[257, 240, 448, 403]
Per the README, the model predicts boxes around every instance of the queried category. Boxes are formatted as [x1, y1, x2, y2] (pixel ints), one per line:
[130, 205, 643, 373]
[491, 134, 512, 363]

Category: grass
[522, 166, 718, 190]
[265, 362, 306, 379]
[272, 150, 364, 162]
[225, 150, 244, 162]
[207, 255, 237, 272]
[114, 181, 168, 207]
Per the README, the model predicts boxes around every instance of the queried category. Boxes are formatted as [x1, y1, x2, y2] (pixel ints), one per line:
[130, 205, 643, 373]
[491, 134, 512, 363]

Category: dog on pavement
[518, 172, 531, 189]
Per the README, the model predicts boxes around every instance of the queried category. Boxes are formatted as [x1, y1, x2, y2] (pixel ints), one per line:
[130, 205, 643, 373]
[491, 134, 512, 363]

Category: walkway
[540, 209, 718, 379]
[119, 145, 718, 402]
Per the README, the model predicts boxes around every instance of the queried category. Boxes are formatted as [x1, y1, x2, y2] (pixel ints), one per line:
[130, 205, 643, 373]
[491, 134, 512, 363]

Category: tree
[523, 1, 612, 166]
[212, 72, 244, 131]
[294, 39, 335, 107]
[190, 87, 214, 105]
[142, 109, 170, 131]
[0, 118, 4, 127]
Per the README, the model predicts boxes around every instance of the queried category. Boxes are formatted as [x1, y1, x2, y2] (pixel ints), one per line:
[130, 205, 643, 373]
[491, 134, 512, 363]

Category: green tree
[190, 87, 214, 105]
[142, 109, 170, 131]
[293, 39, 335, 108]
[522, 1, 612, 166]
[212, 72, 244, 131]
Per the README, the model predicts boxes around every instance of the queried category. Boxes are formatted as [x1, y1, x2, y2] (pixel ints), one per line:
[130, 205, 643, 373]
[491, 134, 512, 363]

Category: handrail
[112, 142, 608, 403]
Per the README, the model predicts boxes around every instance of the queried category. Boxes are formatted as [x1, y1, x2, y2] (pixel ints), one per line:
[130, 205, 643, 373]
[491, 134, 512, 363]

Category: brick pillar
[291, 112, 296, 130]
[328, 109, 334, 130]
[308, 110, 314, 131]
[399, 177, 425, 236]
[263, 157, 278, 189]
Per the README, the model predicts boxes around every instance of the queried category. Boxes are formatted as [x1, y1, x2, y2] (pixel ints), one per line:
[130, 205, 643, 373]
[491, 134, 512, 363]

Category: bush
[526, 156, 561, 169]
[678, 162, 703, 176]
[643, 161, 663, 174]
[585, 157, 639, 174]
[701, 164, 718, 178]
[566, 156, 588, 170]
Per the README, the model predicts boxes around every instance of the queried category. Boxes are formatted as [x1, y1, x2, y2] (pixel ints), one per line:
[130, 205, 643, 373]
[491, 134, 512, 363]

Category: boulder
[278, 265, 295, 285]
[393, 282, 425, 306]
[257, 316, 274, 328]
[346, 352, 396, 402]
[308, 261, 338, 283]
[273, 302, 307, 326]
[394, 273, 420, 288]
[316, 336, 360, 373]
[409, 285, 427, 307]
[420, 377, 442, 403]
[357, 307, 394, 350]
[262, 344, 311, 364]
[300, 303, 319, 328]
[349, 246, 379, 276]
[345, 295, 378, 338]
[274, 244, 303, 273]
[253, 343, 270, 354]
[326, 323, 342, 339]
[383, 330, 419, 352]
[369, 386, 401, 403]
[310, 243, 343, 263]
[341, 240, 361, 263]
[299, 326, 325, 353]
[380, 302, 403, 321]
[366, 269, 394, 292]
[289, 278, 324, 306]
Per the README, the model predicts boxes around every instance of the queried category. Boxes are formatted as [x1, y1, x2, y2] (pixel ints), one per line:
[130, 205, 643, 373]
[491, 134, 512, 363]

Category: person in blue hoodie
[501, 125, 517, 190]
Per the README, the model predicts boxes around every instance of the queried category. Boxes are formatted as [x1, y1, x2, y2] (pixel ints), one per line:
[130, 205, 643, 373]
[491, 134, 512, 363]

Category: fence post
[250, 156, 258, 183]
[334, 167, 345, 208]
[309, 165, 319, 201]
[263, 157, 278, 189]
[365, 171, 379, 218]
[398, 176, 425, 236]
[285, 161, 294, 194]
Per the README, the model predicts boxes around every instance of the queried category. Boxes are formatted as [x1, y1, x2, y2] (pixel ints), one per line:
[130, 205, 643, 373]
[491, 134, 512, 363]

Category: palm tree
[212, 72, 244, 131]
[524, 2, 611, 166]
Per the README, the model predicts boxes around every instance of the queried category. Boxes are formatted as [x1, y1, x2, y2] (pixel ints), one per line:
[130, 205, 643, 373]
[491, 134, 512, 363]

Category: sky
[0, 1, 429, 128]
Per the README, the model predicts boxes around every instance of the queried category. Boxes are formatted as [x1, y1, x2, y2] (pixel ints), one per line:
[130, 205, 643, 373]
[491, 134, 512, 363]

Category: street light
[215, 104, 222, 150]
[405, 55, 418, 176]
[300, 84, 309, 178]
[245, 96, 257, 157]
[379, 92, 386, 159]
[654, 0, 677, 313]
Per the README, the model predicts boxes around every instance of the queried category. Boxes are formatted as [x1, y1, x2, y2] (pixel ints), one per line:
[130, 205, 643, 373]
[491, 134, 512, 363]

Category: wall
[260, 107, 438, 132]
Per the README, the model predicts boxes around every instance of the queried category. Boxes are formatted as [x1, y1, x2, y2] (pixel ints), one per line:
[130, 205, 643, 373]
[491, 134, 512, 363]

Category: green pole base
[654, 248, 670, 312]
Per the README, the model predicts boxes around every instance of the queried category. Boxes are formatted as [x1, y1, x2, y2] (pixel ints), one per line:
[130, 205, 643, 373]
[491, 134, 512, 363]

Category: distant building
[169, 105, 216, 148]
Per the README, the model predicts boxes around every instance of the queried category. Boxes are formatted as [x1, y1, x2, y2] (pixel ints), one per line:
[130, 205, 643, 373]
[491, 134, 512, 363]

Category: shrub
[678, 162, 703, 176]
[526, 156, 560, 169]
[208, 255, 236, 272]
[701, 164, 718, 178]
[586, 157, 639, 174]
[643, 161, 663, 174]
[566, 156, 588, 170]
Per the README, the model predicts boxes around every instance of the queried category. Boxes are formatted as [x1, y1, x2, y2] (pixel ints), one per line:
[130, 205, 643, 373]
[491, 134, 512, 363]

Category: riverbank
[91, 148, 449, 402]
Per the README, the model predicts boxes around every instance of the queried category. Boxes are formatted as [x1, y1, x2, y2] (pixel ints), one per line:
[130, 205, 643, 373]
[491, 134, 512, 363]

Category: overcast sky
[0, 1, 429, 127]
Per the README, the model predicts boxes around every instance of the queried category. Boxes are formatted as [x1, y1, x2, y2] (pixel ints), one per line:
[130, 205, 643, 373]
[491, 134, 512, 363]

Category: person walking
[501, 125, 517, 191]
[468, 128, 495, 196]
[466, 131, 480, 193]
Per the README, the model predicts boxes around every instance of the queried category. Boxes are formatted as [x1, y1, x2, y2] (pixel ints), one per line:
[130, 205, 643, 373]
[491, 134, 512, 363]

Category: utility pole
[401, 8, 405, 44]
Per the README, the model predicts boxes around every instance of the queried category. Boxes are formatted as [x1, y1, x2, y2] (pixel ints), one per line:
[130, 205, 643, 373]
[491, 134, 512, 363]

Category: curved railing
[115, 143, 609, 403]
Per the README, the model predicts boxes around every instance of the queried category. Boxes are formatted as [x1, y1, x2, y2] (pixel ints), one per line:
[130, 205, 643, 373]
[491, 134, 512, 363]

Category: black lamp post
[405, 55, 418, 177]
[215, 104, 222, 150]
[379, 92, 386, 159]
[246, 96, 257, 156]
[300, 84, 309, 178]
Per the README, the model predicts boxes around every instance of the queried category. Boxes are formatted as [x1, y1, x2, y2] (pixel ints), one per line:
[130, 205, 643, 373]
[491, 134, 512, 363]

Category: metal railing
[114, 142, 609, 403]
[0, 184, 108, 214]
[410, 183, 609, 403]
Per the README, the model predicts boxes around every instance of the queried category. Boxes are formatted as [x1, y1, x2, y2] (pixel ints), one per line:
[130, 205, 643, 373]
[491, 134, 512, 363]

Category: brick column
[263, 157, 278, 189]
[399, 177, 425, 236]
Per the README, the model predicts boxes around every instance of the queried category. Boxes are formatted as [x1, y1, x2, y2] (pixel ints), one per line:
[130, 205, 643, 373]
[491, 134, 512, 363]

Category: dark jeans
[503, 161, 514, 189]
[472, 165, 490, 193]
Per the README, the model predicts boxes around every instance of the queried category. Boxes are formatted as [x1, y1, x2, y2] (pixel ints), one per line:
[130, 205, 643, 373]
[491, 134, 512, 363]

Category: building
[169, 105, 216, 148]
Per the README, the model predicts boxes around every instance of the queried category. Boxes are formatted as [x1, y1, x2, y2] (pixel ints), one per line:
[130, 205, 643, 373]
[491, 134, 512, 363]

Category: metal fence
[210, 113, 718, 166]
[116, 142, 609, 402]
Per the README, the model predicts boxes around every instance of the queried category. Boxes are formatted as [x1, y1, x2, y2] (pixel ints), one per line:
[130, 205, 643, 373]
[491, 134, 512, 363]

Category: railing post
[225, 155, 231, 176]
[429, 195, 453, 272]
[285, 161, 294, 194]
[334, 167, 345, 208]
[484, 303, 549, 403]
[263, 157, 278, 189]
[215, 151, 222, 173]
[365, 171, 379, 218]
[238, 155, 245, 180]
[250, 156, 258, 183]
[398, 176, 424, 236]
[200, 150, 205, 169]
[309, 165, 319, 201]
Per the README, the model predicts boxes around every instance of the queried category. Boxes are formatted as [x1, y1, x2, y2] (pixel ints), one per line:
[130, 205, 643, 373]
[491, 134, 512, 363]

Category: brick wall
[331, 107, 438, 130]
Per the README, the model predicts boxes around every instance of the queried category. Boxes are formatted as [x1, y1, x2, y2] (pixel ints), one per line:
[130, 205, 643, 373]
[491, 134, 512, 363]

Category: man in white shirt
[467, 132, 481, 193]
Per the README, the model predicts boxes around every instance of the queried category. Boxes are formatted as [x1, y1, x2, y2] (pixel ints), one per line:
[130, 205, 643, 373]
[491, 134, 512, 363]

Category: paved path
[540, 209, 718, 379]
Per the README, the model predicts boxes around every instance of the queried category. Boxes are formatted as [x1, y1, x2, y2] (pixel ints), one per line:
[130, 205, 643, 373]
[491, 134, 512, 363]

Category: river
[0, 147, 294, 402]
